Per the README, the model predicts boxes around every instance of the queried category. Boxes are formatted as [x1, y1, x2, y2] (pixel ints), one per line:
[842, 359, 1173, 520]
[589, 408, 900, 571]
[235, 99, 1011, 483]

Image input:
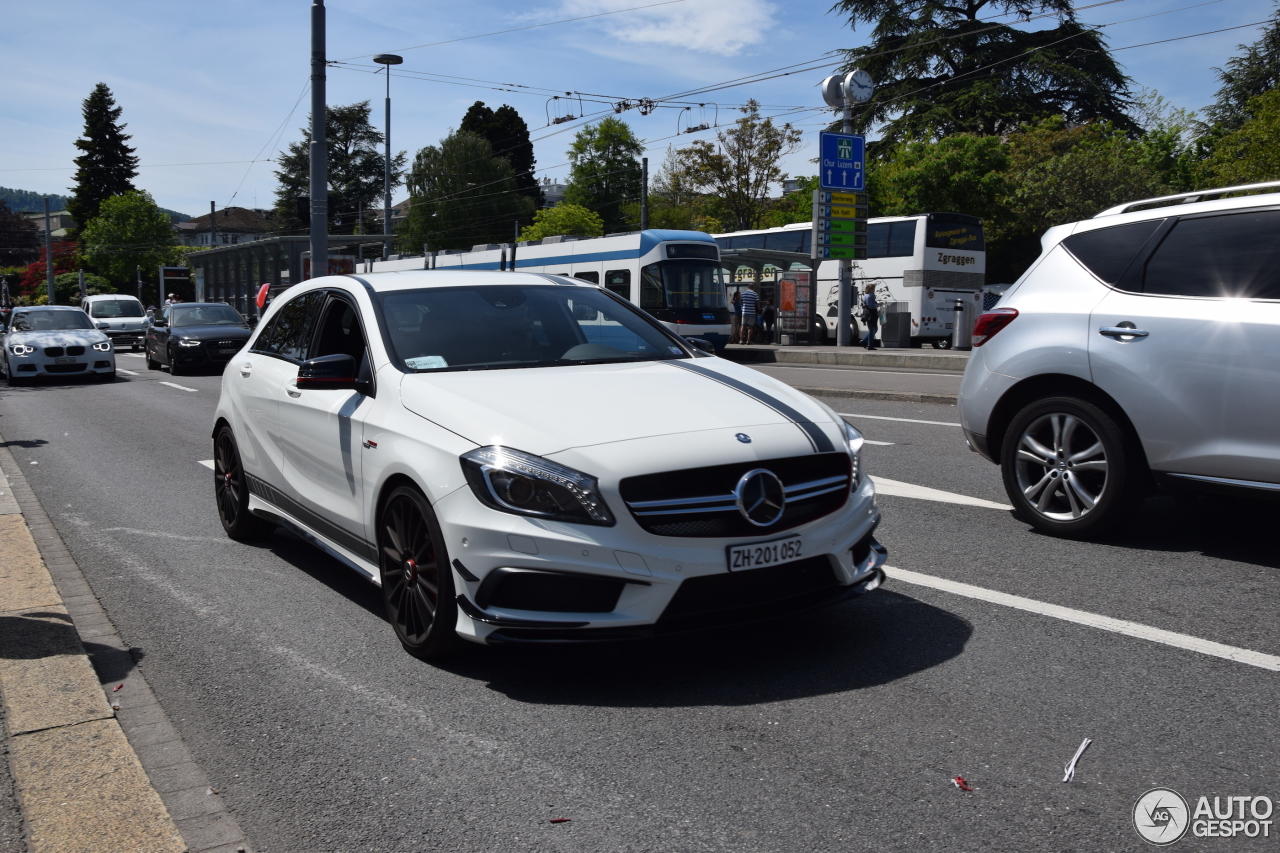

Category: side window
[252, 291, 324, 361]
[1063, 220, 1163, 286]
[312, 296, 368, 362]
[1144, 211, 1280, 299]
[161, 307, 171, 325]
[574, 271, 599, 284]
[605, 269, 631, 300]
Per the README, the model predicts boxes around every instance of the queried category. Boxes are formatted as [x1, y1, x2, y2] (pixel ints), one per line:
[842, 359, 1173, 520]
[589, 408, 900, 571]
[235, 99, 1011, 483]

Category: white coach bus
[373, 229, 733, 350]
[715, 212, 987, 346]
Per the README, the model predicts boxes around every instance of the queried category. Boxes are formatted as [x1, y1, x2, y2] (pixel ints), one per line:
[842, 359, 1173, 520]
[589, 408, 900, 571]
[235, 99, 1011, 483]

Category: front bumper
[436, 474, 885, 645]
[104, 329, 144, 345]
[9, 352, 115, 377]
[170, 344, 245, 368]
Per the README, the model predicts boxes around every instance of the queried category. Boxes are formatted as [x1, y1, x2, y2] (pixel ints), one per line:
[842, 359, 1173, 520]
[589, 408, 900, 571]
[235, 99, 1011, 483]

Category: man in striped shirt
[740, 283, 760, 345]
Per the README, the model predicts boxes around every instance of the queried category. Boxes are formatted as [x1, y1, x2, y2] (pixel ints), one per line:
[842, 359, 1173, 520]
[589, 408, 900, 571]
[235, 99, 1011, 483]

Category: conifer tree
[460, 102, 544, 207]
[67, 83, 139, 228]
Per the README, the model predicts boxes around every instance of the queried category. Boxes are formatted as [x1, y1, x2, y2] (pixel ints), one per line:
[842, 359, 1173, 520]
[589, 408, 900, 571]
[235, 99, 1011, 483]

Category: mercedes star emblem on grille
[734, 468, 786, 527]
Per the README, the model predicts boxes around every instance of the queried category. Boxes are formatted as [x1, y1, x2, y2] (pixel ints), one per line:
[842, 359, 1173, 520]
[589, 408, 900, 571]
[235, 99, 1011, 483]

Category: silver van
[958, 181, 1280, 537]
[81, 294, 146, 352]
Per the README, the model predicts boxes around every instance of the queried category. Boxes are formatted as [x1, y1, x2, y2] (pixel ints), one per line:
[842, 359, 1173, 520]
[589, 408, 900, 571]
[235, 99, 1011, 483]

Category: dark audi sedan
[146, 303, 251, 376]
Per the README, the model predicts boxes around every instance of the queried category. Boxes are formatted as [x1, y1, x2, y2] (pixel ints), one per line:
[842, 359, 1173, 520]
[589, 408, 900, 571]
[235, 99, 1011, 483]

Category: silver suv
[959, 181, 1280, 537]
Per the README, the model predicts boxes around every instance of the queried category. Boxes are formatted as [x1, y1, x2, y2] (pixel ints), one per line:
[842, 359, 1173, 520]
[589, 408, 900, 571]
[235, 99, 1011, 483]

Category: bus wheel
[811, 315, 828, 345]
[931, 338, 953, 349]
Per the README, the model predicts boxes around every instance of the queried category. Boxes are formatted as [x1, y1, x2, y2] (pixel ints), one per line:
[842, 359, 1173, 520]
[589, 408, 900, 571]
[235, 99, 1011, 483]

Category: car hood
[397, 357, 841, 457]
[168, 325, 251, 340]
[6, 329, 109, 347]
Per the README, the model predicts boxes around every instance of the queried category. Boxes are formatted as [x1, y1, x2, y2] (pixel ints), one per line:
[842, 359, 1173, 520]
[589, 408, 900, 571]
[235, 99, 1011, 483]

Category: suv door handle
[1098, 326, 1149, 339]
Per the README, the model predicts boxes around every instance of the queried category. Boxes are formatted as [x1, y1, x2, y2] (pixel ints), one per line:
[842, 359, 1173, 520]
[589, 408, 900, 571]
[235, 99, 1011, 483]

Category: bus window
[605, 269, 631, 300]
[764, 232, 805, 253]
[730, 234, 765, 250]
[866, 222, 917, 258]
[574, 271, 600, 284]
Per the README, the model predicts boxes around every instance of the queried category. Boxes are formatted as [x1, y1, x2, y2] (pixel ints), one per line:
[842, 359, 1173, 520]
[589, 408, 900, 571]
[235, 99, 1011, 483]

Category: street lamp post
[373, 53, 403, 262]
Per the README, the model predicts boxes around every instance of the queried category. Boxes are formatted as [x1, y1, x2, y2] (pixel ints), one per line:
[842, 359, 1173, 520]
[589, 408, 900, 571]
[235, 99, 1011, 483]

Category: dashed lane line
[118, 353, 145, 358]
[198, 460, 214, 470]
[158, 381, 198, 392]
[117, 369, 138, 376]
[872, 476, 1012, 510]
[841, 413, 962, 427]
[886, 566, 1280, 672]
[864, 439, 894, 446]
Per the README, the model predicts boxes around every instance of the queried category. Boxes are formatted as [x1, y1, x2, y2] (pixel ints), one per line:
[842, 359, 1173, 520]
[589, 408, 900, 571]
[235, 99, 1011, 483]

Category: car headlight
[843, 421, 865, 487]
[92, 341, 112, 352]
[178, 339, 203, 347]
[9, 345, 34, 356]
[461, 446, 615, 526]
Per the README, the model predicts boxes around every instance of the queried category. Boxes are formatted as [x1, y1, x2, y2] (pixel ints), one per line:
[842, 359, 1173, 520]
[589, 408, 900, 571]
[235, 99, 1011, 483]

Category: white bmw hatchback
[2, 305, 117, 384]
[211, 271, 886, 658]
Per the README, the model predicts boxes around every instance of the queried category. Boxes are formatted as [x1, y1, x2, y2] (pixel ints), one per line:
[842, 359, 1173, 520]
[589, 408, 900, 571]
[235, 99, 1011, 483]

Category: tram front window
[640, 262, 727, 310]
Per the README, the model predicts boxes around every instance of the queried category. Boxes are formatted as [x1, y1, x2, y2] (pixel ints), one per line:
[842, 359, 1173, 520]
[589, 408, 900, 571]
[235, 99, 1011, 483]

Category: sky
[0, 0, 1274, 219]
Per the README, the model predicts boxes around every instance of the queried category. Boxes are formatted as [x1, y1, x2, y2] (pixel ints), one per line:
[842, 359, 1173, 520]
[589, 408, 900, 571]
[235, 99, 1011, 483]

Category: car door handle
[239, 363, 253, 377]
[1098, 326, 1149, 339]
[286, 382, 301, 398]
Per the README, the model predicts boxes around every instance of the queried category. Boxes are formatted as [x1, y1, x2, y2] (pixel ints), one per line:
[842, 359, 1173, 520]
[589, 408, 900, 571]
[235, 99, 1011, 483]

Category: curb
[720, 345, 970, 372]
[0, 437, 253, 853]
[794, 386, 959, 405]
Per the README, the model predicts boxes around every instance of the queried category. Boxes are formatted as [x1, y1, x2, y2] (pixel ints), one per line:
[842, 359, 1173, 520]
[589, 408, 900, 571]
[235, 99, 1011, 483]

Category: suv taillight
[972, 308, 1018, 346]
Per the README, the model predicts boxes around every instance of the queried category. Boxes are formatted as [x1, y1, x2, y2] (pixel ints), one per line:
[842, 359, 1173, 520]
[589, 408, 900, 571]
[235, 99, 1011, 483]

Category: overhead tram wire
[335, 0, 688, 62]
[224, 79, 311, 210]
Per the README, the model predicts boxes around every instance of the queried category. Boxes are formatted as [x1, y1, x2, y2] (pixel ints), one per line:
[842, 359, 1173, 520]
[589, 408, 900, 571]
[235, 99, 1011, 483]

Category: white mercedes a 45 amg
[211, 271, 886, 658]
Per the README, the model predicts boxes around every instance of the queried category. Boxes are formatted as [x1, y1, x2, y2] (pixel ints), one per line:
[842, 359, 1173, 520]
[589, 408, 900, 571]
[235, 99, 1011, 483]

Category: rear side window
[253, 291, 324, 361]
[1062, 220, 1163, 285]
[866, 222, 916, 258]
[1144, 211, 1280, 299]
[574, 271, 599, 284]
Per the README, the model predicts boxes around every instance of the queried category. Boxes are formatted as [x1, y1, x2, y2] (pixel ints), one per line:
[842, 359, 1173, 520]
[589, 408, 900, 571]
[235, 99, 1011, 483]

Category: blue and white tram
[373, 230, 732, 350]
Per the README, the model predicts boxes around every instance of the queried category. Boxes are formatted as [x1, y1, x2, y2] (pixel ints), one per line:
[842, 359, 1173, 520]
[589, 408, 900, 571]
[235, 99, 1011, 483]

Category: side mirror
[96, 322, 109, 330]
[297, 353, 359, 392]
[152, 318, 167, 328]
[683, 336, 714, 355]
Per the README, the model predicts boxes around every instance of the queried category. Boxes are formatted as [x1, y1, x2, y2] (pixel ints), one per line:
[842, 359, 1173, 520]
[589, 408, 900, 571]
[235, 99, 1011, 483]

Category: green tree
[48, 271, 115, 304]
[564, 117, 644, 234]
[272, 102, 406, 234]
[871, 134, 1010, 222]
[1203, 89, 1280, 186]
[626, 146, 726, 232]
[833, 0, 1135, 144]
[680, 101, 803, 231]
[460, 102, 544, 208]
[518, 204, 604, 241]
[1205, 8, 1280, 132]
[80, 191, 182, 287]
[0, 200, 41, 266]
[67, 83, 139, 228]
[398, 130, 536, 252]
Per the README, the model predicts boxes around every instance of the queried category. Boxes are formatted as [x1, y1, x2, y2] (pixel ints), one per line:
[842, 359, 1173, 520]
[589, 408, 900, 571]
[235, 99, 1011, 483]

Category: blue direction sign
[819, 132, 865, 191]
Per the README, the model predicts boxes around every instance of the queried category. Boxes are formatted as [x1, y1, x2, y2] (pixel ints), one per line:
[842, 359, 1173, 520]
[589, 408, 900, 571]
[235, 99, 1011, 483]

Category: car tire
[3, 356, 22, 386]
[932, 338, 953, 349]
[131, 343, 140, 352]
[146, 347, 160, 370]
[168, 347, 185, 376]
[1000, 396, 1142, 539]
[213, 426, 274, 543]
[378, 485, 461, 661]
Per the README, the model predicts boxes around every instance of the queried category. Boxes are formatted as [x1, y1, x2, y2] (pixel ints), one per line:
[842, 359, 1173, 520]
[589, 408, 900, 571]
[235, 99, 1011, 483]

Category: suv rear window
[1062, 220, 1163, 285]
[1144, 210, 1280, 299]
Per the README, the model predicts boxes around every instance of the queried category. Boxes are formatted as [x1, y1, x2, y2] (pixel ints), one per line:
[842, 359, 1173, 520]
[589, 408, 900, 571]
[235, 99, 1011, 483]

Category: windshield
[89, 300, 144, 318]
[379, 284, 689, 372]
[11, 310, 95, 332]
[640, 261, 726, 310]
[171, 304, 245, 327]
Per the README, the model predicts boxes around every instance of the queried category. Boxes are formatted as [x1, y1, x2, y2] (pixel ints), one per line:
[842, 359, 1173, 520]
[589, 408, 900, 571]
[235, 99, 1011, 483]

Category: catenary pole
[210, 201, 217, 249]
[136, 265, 142, 301]
[640, 157, 649, 231]
[309, 0, 328, 279]
[836, 102, 853, 347]
[43, 197, 55, 305]
[384, 66, 392, 261]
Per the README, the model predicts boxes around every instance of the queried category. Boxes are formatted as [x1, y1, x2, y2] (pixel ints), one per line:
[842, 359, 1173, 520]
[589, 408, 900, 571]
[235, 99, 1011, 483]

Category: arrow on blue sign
[819, 132, 866, 192]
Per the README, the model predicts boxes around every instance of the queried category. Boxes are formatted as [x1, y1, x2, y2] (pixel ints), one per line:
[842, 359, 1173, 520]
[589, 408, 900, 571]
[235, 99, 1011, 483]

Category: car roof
[14, 305, 81, 312]
[310, 270, 592, 294]
[83, 294, 140, 301]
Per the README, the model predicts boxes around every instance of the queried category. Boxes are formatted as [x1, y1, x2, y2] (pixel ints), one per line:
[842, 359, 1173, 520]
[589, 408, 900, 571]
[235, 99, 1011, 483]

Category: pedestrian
[740, 282, 760, 345]
[860, 283, 880, 350]
[165, 293, 180, 306]
[760, 298, 776, 344]
[730, 290, 742, 344]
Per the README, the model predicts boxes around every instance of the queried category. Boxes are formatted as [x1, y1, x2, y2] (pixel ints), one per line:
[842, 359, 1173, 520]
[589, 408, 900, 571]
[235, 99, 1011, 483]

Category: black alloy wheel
[214, 426, 274, 542]
[168, 345, 186, 376]
[3, 356, 22, 386]
[378, 486, 460, 661]
[146, 346, 160, 370]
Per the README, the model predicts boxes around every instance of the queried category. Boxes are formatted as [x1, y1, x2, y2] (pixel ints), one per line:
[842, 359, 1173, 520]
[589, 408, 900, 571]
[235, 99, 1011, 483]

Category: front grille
[45, 364, 86, 374]
[620, 453, 851, 538]
[44, 347, 64, 358]
[658, 556, 841, 629]
[67, 346, 85, 356]
[216, 340, 242, 349]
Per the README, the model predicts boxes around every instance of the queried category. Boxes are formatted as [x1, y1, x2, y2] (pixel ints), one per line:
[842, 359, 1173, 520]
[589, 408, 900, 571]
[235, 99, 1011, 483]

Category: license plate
[727, 536, 802, 571]
[54, 357, 75, 364]
[219, 349, 238, 355]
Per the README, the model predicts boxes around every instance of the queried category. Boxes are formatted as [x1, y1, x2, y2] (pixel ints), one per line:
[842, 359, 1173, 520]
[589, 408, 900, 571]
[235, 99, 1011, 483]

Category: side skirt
[248, 494, 382, 585]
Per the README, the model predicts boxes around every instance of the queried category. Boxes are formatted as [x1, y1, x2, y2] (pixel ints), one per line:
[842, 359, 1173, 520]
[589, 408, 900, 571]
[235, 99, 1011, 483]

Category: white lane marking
[159, 381, 198, 392]
[864, 439, 894, 446]
[118, 353, 145, 358]
[758, 365, 962, 378]
[886, 566, 1280, 672]
[872, 476, 1012, 510]
[198, 459, 215, 470]
[117, 369, 139, 376]
[841, 413, 962, 427]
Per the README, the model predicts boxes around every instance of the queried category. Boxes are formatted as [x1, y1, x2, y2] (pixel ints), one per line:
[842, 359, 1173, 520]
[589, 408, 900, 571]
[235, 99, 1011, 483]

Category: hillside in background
[0, 185, 189, 222]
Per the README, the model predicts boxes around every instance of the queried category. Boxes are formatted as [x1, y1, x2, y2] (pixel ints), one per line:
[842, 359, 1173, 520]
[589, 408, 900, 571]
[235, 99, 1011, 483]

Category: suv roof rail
[1095, 180, 1280, 217]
